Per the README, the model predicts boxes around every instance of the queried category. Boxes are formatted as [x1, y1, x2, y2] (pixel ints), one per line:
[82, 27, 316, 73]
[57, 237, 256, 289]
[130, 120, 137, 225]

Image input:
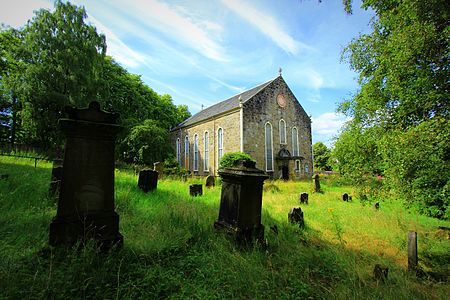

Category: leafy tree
[313, 142, 332, 171]
[336, 0, 449, 218]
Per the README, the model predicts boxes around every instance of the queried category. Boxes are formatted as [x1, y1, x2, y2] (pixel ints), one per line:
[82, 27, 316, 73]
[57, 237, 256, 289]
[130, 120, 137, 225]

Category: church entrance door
[281, 165, 289, 180]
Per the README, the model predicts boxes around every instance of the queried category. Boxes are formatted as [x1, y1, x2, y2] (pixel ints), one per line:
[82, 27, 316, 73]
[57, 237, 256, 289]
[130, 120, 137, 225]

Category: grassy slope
[0, 156, 449, 299]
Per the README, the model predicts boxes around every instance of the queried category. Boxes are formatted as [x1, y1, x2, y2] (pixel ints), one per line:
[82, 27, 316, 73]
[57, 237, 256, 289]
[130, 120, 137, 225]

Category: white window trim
[193, 134, 199, 171]
[279, 119, 287, 145]
[292, 126, 299, 156]
[204, 131, 209, 172]
[217, 127, 224, 165]
[176, 138, 180, 164]
[265, 122, 274, 172]
[184, 135, 189, 170]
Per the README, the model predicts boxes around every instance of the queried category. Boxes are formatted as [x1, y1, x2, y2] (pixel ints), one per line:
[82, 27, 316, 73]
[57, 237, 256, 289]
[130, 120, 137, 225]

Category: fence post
[408, 231, 418, 273]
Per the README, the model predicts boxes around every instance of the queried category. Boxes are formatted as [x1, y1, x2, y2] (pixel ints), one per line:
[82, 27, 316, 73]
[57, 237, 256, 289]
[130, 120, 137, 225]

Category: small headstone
[153, 162, 163, 177]
[181, 174, 187, 182]
[342, 193, 349, 202]
[373, 264, 389, 282]
[312, 174, 321, 193]
[205, 175, 215, 188]
[299, 192, 308, 204]
[138, 169, 158, 192]
[189, 184, 202, 196]
[373, 202, 380, 210]
[288, 207, 305, 228]
[348, 195, 352, 201]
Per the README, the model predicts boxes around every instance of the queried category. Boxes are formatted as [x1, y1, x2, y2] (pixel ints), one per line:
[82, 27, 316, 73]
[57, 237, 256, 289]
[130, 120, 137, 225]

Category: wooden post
[408, 231, 418, 272]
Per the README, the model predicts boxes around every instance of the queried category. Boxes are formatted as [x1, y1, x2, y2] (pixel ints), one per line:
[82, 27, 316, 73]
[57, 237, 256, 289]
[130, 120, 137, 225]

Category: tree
[312, 142, 332, 171]
[336, 0, 449, 218]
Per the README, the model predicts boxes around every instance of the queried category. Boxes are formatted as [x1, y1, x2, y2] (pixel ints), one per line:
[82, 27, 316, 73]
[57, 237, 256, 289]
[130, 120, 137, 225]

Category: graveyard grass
[1, 157, 449, 299]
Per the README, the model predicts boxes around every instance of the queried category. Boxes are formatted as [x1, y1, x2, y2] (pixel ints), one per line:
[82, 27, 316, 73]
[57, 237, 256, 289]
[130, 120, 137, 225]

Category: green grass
[1, 156, 449, 299]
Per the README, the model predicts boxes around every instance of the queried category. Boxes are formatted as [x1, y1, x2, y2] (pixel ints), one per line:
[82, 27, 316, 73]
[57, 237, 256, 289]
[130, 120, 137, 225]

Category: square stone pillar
[49, 101, 123, 248]
[214, 160, 268, 244]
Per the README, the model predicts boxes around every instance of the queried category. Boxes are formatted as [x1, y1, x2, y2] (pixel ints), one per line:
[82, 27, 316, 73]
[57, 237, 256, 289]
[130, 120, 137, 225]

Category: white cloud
[312, 112, 350, 135]
[0, 0, 52, 28]
[221, 0, 308, 55]
[126, 0, 227, 62]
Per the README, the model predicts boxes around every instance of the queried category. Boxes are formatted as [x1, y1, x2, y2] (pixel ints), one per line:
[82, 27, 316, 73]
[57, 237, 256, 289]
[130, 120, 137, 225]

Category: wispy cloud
[221, 0, 308, 55]
[124, 0, 227, 62]
[312, 112, 350, 135]
[0, 0, 52, 28]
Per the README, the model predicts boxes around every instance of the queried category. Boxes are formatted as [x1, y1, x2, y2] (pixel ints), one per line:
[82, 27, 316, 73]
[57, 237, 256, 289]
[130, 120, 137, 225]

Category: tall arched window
[193, 134, 198, 171]
[218, 128, 223, 162]
[204, 131, 209, 171]
[279, 119, 286, 144]
[176, 138, 181, 164]
[305, 163, 309, 174]
[265, 122, 273, 171]
[184, 135, 189, 169]
[292, 127, 299, 156]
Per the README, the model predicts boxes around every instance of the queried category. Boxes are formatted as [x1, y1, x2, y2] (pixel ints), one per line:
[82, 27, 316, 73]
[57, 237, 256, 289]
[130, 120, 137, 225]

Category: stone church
[171, 74, 313, 179]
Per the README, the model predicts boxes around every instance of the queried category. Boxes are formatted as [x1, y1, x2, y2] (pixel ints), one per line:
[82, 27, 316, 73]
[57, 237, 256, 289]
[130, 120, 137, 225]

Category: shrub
[219, 152, 255, 169]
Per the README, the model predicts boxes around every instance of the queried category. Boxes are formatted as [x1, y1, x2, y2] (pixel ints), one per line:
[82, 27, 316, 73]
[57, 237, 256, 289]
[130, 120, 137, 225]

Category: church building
[171, 73, 313, 179]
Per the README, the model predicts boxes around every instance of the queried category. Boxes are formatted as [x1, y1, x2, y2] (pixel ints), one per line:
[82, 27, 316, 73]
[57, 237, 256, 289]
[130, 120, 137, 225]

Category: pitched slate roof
[172, 76, 279, 130]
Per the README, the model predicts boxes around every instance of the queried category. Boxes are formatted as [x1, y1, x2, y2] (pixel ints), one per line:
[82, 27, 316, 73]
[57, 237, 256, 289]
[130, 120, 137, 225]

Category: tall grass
[1, 156, 449, 299]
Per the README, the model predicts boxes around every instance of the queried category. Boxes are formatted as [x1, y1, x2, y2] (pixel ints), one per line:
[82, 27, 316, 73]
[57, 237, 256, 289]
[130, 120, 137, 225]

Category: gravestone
[288, 207, 305, 228]
[373, 264, 389, 282]
[205, 175, 215, 188]
[373, 202, 380, 210]
[138, 169, 158, 192]
[299, 192, 308, 204]
[49, 101, 123, 248]
[408, 231, 418, 273]
[348, 195, 352, 201]
[342, 193, 349, 202]
[214, 160, 268, 244]
[190, 184, 202, 196]
[181, 174, 187, 182]
[153, 162, 163, 177]
[48, 159, 63, 197]
[313, 174, 321, 193]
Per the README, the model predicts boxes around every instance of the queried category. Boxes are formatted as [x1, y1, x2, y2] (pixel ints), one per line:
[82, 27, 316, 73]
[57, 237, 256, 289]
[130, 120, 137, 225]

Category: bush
[219, 152, 255, 169]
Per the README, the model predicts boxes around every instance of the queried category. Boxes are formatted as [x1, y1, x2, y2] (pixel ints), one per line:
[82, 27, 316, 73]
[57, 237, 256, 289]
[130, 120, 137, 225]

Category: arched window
[204, 131, 209, 171]
[176, 138, 181, 164]
[184, 135, 189, 169]
[292, 127, 299, 156]
[265, 122, 273, 171]
[305, 163, 309, 174]
[193, 134, 198, 171]
[218, 128, 223, 162]
[279, 119, 286, 144]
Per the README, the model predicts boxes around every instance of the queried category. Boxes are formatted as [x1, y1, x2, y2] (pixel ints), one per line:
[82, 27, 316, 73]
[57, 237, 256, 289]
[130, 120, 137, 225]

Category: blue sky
[1, 0, 374, 146]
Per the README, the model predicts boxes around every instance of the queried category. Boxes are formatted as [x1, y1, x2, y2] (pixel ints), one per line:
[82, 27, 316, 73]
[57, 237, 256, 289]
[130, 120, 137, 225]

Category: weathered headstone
[190, 184, 202, 196]
[408, 231, 418, 273]
[373, 202, 380, 210]
[49, 101, 123, 248]
[138, 169, 158, 192]
[288, 207, 305, 228]
[313, 174, 321, 193]
[299, 192, 308, 204]
[48, 159, 63, 197]
[214, 160, 268, 244]
[373, 264, 389, 282]
[153, 162, 163, 177]
[205, 175, 215, 188]
[348, 195, 352, 201]
[181, 174, 187, 182]
[342, 193, 349, 202]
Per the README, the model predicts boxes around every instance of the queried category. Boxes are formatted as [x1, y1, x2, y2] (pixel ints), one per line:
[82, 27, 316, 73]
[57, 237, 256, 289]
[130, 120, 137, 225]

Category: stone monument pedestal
[214, 160, 268, 245]
[49, 101, 123, 248]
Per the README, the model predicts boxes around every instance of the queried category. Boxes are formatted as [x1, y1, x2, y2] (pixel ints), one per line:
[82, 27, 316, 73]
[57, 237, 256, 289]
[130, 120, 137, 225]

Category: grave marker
[299, 192, 308, 204]
[138, 169, 158, 192]
[313, 174, 321, 193]
[49, 101, 123, 248]
[205, 175, 215, 188]
[190, 184, 202, 196]
[288, 207, 305, 228]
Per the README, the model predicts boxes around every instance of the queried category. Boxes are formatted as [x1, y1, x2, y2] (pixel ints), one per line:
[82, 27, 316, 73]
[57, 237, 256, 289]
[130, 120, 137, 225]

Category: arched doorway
[277, 148, 291, 180]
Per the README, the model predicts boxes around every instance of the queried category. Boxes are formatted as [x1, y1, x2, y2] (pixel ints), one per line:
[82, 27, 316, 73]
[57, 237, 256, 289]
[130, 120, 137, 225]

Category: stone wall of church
[171, 109, 241, 176]
[242, 76, 313, 179]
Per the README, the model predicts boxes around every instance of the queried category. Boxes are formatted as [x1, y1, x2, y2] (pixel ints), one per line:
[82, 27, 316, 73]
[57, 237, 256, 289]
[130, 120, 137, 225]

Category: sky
[0, 0, 375, 147]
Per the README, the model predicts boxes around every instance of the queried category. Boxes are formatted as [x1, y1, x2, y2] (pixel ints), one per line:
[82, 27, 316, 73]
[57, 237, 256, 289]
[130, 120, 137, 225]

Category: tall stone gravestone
[49, 101, 123, 248]
[214, 160, 268, 244]
[138, 169, 158, 192]
[313, 174, 321, 193]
